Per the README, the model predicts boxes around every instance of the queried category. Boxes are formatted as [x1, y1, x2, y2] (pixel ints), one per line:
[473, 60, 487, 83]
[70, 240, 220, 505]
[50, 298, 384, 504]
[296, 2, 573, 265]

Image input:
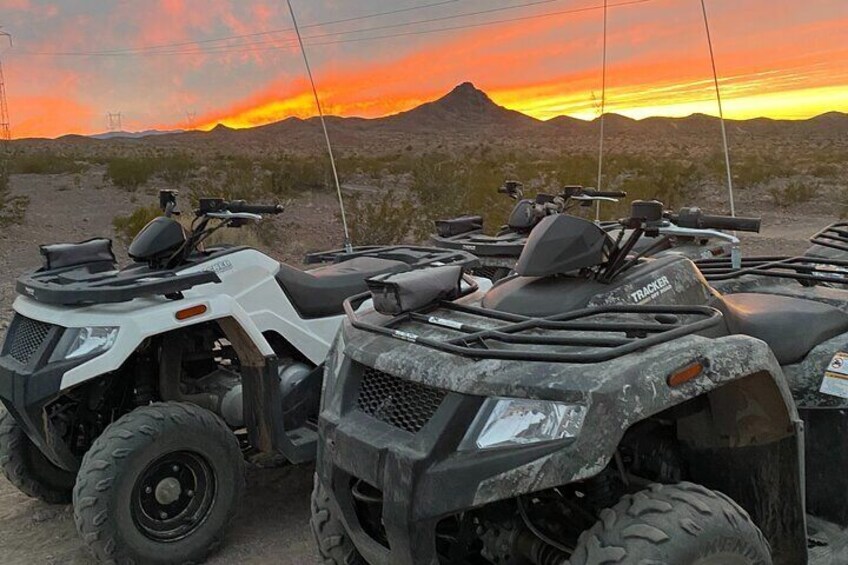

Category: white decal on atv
[428, 316, 463, 330]
[820, 352, 848, 399]
[393, 330, 418, 343]
[204, 259, 233, 275]
[630, 276, 672, 304]
[22, 286, 35, 296]
[461, 244, 477, 251]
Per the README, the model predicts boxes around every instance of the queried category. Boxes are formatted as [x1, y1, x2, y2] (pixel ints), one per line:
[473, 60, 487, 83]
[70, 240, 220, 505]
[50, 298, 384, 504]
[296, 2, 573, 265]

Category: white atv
[0, 190, 479, 564]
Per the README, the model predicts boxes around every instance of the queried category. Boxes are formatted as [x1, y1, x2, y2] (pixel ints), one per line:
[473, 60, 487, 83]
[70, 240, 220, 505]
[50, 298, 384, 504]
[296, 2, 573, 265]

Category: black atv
[311, 198, 848, 564]
[431, 181, 734, 280]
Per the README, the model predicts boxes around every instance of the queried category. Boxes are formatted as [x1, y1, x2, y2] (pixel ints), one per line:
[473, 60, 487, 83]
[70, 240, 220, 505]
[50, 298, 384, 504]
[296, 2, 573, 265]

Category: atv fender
[7, 295, 275, 392]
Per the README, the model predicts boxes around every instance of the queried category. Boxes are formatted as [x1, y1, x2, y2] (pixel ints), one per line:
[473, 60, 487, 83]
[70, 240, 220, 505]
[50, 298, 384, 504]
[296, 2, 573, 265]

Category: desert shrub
[112, 205, 160, 243]
[723, 153, 793, 188]
[261, 155, 328, 196]
[158, 153, 197, 184]
[11, 152, 89, 174]
[0, 160, 30, 227]
[347, 190, 416, 245]
[106, 157, 156, 189]
[769, 180, 817, 207]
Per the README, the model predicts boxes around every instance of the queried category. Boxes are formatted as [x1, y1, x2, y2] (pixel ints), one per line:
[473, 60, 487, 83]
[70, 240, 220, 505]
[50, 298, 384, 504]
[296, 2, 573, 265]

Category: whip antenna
[700, 0, 735, 217]
[285, 0, 352, 252]
[595, 0, 608, 222]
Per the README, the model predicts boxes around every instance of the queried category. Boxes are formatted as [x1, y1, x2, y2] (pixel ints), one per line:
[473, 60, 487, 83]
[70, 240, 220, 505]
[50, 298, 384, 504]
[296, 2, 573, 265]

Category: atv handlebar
[224, 201, 285, 215]
[668, 207, 760, 233]
[197, 198, 284, 217]
[581, 188, 627, 198]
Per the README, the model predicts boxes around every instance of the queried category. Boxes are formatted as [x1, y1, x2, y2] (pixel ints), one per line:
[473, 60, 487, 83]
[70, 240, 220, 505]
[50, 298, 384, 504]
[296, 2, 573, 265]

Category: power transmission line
[107, 111, 122, 132]
[13, 0, 653, 57]
[14, 0, 466, 56]
[129, 0, 570, 55]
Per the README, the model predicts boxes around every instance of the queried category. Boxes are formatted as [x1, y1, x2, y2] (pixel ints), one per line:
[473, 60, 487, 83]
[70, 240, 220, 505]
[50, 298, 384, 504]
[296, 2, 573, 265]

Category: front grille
[356, 367, 446, 433]
[7, 316, 54, 364]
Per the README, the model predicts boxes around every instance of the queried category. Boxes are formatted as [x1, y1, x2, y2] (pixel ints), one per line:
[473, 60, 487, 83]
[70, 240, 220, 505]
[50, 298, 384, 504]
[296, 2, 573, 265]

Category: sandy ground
[0, 172, 841, 564]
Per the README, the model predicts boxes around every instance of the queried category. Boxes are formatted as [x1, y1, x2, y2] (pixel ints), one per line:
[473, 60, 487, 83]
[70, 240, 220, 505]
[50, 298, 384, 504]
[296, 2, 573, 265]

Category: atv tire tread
[73, 402, 244, 565]
[310, 473, 364, 565]
[568, 482, 771, 565]
[0, 407, 74, 504]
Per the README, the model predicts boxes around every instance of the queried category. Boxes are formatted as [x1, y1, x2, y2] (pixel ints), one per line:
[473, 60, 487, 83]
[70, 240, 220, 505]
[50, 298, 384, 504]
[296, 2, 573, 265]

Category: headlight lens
[63, 326, 119, 360]
[472, 398, 587, 450]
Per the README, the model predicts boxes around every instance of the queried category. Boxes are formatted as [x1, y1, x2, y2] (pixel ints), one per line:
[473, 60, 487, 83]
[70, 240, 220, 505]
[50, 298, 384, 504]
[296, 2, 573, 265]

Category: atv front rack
[17, 266, 221, 306]
[810, 222, 848, 254]
[696, 255, 848, 285]
[304, 245, 479, 269]
[344, 296, 723, 363]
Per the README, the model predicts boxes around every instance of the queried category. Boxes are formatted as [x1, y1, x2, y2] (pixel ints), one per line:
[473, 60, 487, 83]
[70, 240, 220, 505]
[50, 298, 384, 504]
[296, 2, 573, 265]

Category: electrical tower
[185, 110, 197, 130]
[0, 29, 12, 144]
[107, 112, 123, 132]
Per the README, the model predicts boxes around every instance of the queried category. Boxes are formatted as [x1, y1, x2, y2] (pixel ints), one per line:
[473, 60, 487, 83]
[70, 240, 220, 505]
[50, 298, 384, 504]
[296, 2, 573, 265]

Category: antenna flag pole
[700, 0, 735, 217]
[285, 0, 353, 253]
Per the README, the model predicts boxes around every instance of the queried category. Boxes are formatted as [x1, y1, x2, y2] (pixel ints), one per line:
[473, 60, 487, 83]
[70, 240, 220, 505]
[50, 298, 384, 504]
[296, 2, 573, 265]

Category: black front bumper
[317, 365, 566, 565]
[0, 315, 84, 471]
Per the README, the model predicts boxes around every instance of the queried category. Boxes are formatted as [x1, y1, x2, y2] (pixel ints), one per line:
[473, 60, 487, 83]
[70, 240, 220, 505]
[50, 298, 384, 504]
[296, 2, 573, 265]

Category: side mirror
[159, 190, 179, 215]
[498, 180, 524, 200]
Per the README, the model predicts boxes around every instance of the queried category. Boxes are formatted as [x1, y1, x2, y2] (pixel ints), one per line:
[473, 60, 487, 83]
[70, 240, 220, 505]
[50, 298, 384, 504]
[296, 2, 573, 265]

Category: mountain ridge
[17, 81, 848, 142]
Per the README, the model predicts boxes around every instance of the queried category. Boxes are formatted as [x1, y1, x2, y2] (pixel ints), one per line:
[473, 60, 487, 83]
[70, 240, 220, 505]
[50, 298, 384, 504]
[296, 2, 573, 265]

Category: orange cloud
[10, 96, 97, 139]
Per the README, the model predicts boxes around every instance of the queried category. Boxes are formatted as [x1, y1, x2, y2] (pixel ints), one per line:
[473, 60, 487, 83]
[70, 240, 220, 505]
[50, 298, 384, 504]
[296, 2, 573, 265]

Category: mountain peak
[437, 81, 494, 109]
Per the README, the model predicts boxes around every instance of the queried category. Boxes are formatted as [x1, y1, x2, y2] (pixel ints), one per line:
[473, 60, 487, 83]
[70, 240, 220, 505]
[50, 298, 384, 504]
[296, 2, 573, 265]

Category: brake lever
[206, 211, 263, 221]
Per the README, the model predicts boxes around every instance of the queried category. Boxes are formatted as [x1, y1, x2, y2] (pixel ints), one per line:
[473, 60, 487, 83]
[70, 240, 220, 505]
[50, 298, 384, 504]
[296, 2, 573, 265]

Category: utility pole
[0, 28, 12, 145]
[107, 111, 122, 132]
[185, 110, 196, 130]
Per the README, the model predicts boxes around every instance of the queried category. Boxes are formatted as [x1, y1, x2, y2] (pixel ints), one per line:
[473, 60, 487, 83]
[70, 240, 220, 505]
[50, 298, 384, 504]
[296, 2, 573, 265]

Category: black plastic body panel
[0, 316, 91, 471]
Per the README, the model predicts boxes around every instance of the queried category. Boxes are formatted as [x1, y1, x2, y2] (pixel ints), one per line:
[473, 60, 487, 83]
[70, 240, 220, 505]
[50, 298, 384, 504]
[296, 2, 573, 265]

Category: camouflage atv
[311, 199, 848, 564]
[431, 181, 735, 281]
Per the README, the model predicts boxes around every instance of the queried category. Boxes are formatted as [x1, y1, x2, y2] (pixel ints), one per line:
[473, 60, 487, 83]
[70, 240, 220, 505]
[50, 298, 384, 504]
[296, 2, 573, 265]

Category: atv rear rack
[17, 266, 221, 306]
[303, 245, 479, 269]
[696, 255, 848, 285]
[428, 231, 527, 257]
[344, 295, 722, 363]
[810, 222, 848, 254]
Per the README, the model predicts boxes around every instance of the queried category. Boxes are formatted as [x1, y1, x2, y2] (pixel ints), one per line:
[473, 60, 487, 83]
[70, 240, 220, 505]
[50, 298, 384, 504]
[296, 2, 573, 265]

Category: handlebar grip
[227, 201, 284, 215]
[699, 214, 761, 233]
[579, 188, 626, 198]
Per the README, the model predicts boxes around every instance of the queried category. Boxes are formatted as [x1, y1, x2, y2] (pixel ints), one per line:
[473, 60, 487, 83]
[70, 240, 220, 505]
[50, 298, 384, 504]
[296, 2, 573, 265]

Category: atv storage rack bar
[810, 221, 848, 254]
[17, 267, 221, 305]
[344, 296, 722, 363]
[696, 255, 848, 285]
[303, 245, 479, 269]
[428, 232, 526, 257]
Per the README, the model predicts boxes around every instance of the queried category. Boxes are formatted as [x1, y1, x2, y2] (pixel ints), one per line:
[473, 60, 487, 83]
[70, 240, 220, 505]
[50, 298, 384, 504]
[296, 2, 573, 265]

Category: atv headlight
[53, 326, 119, 361]
[469, 398, 587, 450]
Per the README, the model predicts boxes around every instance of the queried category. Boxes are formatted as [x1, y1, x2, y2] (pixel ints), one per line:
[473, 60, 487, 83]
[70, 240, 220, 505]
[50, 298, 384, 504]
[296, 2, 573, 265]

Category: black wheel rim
[131, 451, 216, 542]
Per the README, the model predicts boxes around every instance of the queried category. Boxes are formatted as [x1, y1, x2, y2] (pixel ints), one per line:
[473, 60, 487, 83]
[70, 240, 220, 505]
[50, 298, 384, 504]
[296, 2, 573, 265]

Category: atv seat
[721, 293, 848, 365]
[276, 257, 411, 318]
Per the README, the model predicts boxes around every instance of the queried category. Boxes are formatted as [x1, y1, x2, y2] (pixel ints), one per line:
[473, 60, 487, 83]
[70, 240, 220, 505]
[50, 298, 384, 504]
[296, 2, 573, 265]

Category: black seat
[276, 257, 411, 318]
[721, 293, 848, 365]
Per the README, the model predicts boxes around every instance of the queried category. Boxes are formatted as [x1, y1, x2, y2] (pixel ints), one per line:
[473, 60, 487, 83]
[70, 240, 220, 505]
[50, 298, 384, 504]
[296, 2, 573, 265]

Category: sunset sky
[2, 0, 847, 138]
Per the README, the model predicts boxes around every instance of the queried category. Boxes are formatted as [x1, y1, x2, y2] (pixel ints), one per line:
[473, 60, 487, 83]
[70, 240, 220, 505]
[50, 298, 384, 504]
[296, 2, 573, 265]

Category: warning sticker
[820, 352, 848, 399]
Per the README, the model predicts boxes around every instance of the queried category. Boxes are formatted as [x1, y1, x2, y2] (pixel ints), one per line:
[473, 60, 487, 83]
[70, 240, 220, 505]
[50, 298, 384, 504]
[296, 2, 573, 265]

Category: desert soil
[0, 172, 840, 564]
